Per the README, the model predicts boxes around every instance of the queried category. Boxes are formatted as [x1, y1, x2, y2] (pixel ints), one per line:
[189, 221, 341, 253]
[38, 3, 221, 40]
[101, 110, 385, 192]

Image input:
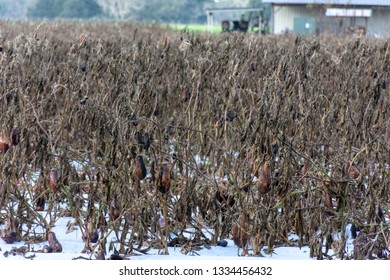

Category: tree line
[0, 0, 268, 24]
[0, 0, 212, 23]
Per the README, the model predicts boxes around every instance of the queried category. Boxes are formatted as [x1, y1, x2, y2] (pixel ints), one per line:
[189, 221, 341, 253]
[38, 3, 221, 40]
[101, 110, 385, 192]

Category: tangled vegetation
[0, 21, 389, 260]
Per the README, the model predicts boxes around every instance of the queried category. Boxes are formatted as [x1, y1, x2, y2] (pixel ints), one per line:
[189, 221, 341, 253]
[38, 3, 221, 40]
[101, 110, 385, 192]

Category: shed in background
[262, 0, 390, 36]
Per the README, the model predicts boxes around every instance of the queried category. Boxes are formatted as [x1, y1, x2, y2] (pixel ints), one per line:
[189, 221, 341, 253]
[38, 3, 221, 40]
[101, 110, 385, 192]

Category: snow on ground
[0, 215, 354, 261]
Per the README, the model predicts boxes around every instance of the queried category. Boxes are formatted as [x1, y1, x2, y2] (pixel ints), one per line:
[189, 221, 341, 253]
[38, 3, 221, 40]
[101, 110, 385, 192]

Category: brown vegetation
[0, 21, 389, 259]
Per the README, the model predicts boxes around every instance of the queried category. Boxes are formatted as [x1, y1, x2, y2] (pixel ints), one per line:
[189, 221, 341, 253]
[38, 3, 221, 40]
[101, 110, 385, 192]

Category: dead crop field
[0, 21, 389, 260]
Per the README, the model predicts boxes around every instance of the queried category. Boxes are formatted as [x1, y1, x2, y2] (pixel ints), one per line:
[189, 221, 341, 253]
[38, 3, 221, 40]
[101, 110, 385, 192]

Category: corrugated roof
[262, 0, 390, 6]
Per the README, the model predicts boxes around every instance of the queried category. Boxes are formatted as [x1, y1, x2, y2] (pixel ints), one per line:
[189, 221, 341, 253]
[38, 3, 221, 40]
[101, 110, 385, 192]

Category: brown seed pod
[47, 231, 62, 252]
[232, 223, 248, 248]
[347, 160, 360, 179]
[0, 141, 9, 154]
[110, 206, 121, 221]
[257, 162, 271, 194]
[1, 229, 17, 244]
[10, 127, 20, 146]
[110, 194, 121, 221]
[301, 162, 308, 177]
[110, 207, 120, 221]
[232, 210, 249, 248]
[49, 169, 59, 192]
[324, 188, 333, 210]
[133, 155, 147, 180]
[158, 164, 172, 194]
[35, 196, 45, 211]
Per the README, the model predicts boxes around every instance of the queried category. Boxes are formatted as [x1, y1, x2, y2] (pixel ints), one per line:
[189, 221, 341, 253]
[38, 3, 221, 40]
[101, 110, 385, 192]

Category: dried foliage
[0, 21, 389, 259]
